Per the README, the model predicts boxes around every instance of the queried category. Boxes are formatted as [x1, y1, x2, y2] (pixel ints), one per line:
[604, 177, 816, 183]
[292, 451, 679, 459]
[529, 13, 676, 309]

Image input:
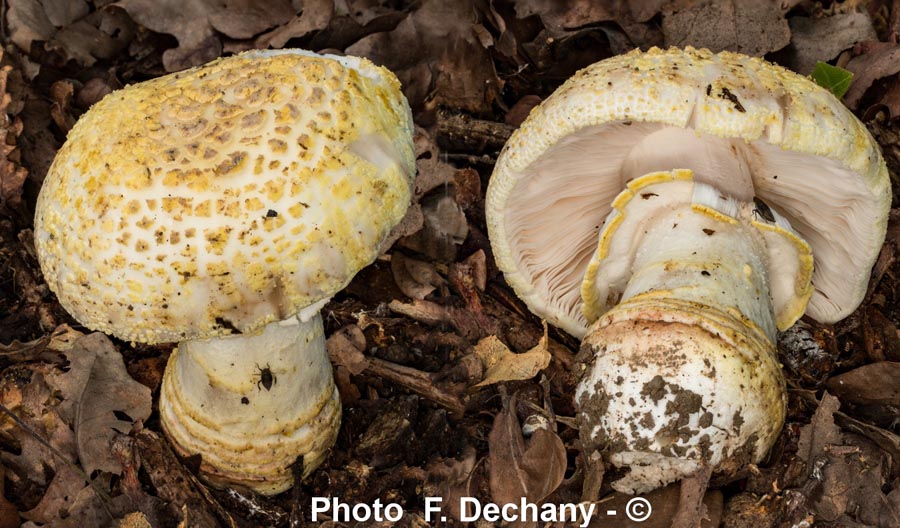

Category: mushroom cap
[35, 49, 415, 344]
[486, 46, 889, 338]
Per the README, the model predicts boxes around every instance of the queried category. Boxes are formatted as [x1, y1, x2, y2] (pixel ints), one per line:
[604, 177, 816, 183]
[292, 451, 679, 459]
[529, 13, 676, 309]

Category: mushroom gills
[576, 169, 811, 493]
[159, 314, 340, 494]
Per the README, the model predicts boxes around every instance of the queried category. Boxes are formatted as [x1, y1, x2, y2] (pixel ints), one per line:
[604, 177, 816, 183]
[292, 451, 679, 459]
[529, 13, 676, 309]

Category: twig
[435, 111, 514, 154]
[671, 463, 714, 528]
[364, 356, 465, 418]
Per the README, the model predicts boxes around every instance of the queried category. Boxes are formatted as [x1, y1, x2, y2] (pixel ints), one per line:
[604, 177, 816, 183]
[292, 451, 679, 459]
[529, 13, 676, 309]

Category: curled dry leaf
[21, 466, 104, 526]
[48, 80, 75, 133]
[7, 0, 57, 53]
[208, 0, 294, 40]
[41, 0, 89, 27]
[797, 392, 842, 476]
[413, 127, 458, 199]
[8, 1, 135, 66]
[785, 12, 876, 75]
[425, 447, 479, 522]
[346, 0, 500, 114]
[474, 323, 550, 387]
[487, 395, 566, 507]
[0, 366, 76, 488]
[47, 333, 152, 475]
[662, 0, 790, 57]
[844, 43, 900, 110]
[391, 252, 445, 300]
[255, 0, 333, 49]
[400, 193, 468, 262]
[115, 0, 226, 71]
[513, 0, 666, 45]
[47, 7, 137, 66]
[0, 52, 28, 218]
[826, 362, 900, 407]
[326, 323, 368, 375]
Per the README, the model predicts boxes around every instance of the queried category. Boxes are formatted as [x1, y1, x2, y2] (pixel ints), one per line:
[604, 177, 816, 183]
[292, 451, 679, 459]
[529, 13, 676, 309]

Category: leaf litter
[2, 1, 900, 527]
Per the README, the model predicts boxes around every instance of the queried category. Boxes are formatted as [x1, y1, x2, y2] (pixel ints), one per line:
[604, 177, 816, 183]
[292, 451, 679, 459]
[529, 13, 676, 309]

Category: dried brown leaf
[487, 396, 566, 506]
[0, 55, 28, 218]
[208, 0, 294, 40]
[834, 411, 900, 480]
[505, 95, 542, 127]
[346, 0, 500, 114]
[662, 0, 790, 57]
[45, 333, 152, 475]
[413, 127, 456, 198]
[7, 0, 56, 52]
[42, 0, 90, 27]
[0, 469, 17, 528]
[75, 77, 118, 110]
[74, 335, 152, 475]
[48, 80, 75, 133]
[9, 2, 135, 66]
[391, 252, 445, 300]
[797, 392, 842, 475]
[844, 43, 900, 109]
[382, 202, 423, 251]
[785, 12, 876, 75]
[474, 325, 550, 387]
[513, 0, 614, 34]
[399, 194, 468, 262]
[115, 0, 225, 71]
[513, 0, 664, 36]
[20, 464, 96, 524]
[425, 447, 479, 522]
[254, 0, 333, 48]
[827, 362, 900, 407]
[0, 367, 77, 488]
[326, 324, 368, 375]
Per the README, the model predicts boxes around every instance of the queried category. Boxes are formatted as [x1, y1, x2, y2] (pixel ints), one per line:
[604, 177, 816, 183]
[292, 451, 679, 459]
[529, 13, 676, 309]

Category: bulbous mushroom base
[159, 314, 340, 494]
[575, 297, 786, 494]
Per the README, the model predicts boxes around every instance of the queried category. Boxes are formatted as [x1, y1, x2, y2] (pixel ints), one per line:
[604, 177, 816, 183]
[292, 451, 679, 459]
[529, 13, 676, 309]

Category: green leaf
[811, 62, 854, 99]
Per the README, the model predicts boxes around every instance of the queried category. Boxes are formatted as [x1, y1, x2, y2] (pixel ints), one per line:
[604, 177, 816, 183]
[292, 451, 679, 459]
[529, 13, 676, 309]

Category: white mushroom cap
[35, 49, 415, 344]
[486, 46, 889, 338]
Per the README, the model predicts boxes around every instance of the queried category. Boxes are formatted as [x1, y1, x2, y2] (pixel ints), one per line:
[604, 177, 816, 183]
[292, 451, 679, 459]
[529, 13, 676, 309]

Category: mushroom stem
[159, 314, 340, 494]
[576, 173, 802, 493]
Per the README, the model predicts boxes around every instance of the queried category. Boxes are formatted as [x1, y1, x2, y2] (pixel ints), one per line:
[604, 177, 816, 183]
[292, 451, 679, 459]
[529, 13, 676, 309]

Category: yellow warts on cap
[34, 50, 415, 344]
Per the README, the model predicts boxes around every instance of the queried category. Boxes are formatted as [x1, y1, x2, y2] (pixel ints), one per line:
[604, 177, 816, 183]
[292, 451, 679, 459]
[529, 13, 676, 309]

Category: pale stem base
[576, 198, 786, 494]
[159, 314, 340, 495]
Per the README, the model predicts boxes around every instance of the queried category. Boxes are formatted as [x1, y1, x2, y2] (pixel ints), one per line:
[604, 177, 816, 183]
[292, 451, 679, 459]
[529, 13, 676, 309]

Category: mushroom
[486, 47, 889, 493]
[34, 49, 415, 494]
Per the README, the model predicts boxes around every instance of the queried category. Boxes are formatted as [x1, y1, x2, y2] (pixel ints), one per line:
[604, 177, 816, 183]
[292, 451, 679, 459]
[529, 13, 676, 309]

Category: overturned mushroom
[486, 47, 889, 493]
[34, 49, 415, 494]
